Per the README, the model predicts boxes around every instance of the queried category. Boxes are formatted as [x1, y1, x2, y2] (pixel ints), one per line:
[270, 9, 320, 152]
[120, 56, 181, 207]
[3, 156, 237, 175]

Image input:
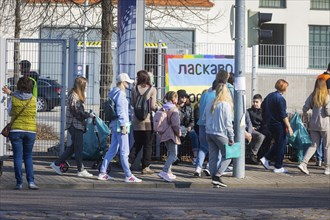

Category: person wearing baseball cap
[98, 72, 143, 183]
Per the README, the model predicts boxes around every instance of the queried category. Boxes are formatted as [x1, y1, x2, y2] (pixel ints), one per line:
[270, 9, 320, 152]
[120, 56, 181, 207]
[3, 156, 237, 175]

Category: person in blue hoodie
[98, 73, 142, 183]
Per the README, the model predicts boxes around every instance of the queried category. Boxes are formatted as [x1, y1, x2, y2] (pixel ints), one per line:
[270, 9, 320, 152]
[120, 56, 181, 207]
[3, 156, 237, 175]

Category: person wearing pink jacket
[158, 91, 181, 182]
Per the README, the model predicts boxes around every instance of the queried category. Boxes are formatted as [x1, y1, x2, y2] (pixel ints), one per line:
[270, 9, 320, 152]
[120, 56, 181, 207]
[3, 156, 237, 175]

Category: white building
[1, 0, 329, 109]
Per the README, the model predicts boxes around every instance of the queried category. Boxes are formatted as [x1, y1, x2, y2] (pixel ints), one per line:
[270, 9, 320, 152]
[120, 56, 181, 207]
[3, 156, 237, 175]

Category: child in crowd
[158, 91, 181, 182]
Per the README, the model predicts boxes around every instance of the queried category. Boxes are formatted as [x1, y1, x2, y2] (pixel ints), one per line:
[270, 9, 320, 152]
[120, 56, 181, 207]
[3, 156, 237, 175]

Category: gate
[0, 38, 67, 157]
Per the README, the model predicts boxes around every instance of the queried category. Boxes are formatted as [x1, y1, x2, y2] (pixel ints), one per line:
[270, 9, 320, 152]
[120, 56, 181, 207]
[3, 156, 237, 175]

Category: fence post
[60, 39, 68, 154]
[251, 45, 257, 98]
[0, 38, 7, 160]
[155, 40, 163, 159]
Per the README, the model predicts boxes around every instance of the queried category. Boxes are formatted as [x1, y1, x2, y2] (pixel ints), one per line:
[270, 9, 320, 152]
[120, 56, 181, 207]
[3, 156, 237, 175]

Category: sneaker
[125, 174, 142, 183]
[203, 168, 211, 176]
[77, 169, 93, 177]
[97, 173, 114, 181]
[168, 172, 176, 180]
[273, 167, 288, 173]
[28, 182, 39, 190]
[260, 157, 270, 170]
[298, 163, 309, 175]
[141, 166, 154, 175]
[248, 155, 260, 165]
[50, 162, 63, 175]
[211, 176, 227, 187]
[221, 171, 233, 176]
[194, 167, 202, 177]
[158, 171, 173, 182]
[15, 184, 22, 190]
[316, 161, 322, 167]
[324, 167, 330, 175]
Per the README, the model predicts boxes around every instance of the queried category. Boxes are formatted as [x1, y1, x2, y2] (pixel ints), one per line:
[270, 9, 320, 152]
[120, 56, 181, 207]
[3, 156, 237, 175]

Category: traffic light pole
[252, 45, 257, 97]
[233, 0, 246, 178]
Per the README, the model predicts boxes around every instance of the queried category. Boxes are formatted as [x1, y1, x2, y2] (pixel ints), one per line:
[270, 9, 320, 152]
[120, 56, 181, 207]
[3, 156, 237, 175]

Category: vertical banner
[117, 0, 137, 79]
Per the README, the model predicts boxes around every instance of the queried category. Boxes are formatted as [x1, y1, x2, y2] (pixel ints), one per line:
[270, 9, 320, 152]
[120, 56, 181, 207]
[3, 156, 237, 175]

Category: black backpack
[102, 97, 118, 122]
[134, 86, 152, 121]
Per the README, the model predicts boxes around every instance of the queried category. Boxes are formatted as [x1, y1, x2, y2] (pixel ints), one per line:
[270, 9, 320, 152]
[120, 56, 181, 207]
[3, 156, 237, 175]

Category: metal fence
[1, 38, 329, 161]
[0, 38, 67, 157]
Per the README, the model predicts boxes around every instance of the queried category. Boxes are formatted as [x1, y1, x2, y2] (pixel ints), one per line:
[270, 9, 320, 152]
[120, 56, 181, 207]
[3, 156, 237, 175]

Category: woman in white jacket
[298, 78, 330, 175]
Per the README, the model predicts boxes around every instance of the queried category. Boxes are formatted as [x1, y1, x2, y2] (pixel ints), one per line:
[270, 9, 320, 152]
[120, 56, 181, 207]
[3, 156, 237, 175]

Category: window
[309, 25, 330, 69]
[260, 0, 286, 8]
[310, 0, 330, 10]
[259, 24, 285, 68]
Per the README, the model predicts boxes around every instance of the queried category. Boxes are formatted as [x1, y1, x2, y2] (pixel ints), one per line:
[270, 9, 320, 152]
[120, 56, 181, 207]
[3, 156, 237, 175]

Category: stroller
[59, 116, 111, 174]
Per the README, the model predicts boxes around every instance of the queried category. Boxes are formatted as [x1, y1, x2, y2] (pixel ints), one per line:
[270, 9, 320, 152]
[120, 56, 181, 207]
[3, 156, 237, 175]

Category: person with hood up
[158, 91, 181, 182]
[98, 73, 142, 183]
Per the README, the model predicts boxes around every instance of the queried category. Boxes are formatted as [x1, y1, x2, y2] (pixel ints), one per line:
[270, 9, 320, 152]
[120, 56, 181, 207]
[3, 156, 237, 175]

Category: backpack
[134, 86, 152, 121]
[153, 108, 171, 134]
[102, 97, 118, 122]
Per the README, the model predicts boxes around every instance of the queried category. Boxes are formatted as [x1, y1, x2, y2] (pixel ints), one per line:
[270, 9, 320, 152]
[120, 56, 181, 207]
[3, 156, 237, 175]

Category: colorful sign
[165, 54, 235, 96]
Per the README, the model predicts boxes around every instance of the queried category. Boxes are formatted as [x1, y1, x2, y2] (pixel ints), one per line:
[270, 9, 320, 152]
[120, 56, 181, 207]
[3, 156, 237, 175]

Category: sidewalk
[0, 157, 329, 190]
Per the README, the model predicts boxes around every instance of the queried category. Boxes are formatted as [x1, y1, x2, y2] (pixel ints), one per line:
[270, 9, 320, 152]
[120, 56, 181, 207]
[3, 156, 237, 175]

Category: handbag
[1, 98, 32, 137]
[225, 142, 241, 159]
[1, 123, 11, 137]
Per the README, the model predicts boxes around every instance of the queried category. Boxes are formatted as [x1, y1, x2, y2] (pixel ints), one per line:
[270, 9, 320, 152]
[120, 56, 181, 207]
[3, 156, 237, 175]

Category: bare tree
[0, 0, 221, 118]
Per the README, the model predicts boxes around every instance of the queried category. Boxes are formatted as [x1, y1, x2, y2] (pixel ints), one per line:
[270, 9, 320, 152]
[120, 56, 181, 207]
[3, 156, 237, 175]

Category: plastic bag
[82, 116, 110, 160]
[288, 112, 311, 151]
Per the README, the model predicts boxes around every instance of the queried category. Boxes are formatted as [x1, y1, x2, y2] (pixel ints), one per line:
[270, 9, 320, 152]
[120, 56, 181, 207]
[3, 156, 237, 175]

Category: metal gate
[0, 38, 67, 157]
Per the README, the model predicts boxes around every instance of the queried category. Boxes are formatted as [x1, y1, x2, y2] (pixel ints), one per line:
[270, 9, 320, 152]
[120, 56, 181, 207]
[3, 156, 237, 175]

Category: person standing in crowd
[158, 91, 181, 182]
[203, 84, 234, 187]
[260, 79, 293, 173]
[2, 60, 39, 98]
[216, 69, 234, 100]
[3, 77, 38, 190]
[194, 80, 221, 177]
[245, 94, 266, 164]
[129, 70, 157, 175]
[298, 78, 330, 175]
[177, 89, 199, 165]
[98, 73, 142, 183]
[50, 76, 94, 178]
[317, 62, 330, 94]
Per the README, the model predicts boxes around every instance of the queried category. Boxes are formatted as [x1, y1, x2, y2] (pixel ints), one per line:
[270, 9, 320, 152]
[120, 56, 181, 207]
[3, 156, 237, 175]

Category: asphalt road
[1, 187, 329, 219]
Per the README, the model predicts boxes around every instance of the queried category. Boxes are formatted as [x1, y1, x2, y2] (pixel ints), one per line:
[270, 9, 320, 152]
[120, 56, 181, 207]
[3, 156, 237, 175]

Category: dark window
[310, 0, 330, 10]
[309, 25, 330, 69]
[260, 0, 286, 8]
[259, 24, 285, 68]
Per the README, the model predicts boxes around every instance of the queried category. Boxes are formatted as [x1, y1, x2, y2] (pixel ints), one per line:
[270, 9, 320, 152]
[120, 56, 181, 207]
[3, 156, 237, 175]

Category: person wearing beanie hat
[176, 89, 200, 165]
[317, 62, 330, 94]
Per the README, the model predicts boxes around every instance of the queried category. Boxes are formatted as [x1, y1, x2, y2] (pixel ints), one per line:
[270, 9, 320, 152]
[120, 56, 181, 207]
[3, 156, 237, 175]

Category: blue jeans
[9, 131, 36, 185]
[315, 139, 324, 162]
[188, 129, 199, 153]
[100, 128, 132, 177]
[163, 140, 178, 173]
[206, 134, 232, 176]
[265, 124, 287, 169]
[196, 126, 208, 168]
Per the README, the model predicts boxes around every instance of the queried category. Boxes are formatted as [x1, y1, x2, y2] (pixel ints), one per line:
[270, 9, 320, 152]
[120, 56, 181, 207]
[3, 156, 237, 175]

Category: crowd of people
[2, 60, 330, 189]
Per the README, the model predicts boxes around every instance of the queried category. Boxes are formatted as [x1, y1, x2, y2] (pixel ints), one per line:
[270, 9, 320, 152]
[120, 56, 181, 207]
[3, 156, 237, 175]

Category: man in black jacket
[246, 94, 270, 164]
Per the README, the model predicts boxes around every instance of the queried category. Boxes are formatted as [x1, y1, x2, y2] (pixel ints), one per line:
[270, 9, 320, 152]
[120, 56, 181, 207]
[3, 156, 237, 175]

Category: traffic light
[248, 10, 273, 47]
